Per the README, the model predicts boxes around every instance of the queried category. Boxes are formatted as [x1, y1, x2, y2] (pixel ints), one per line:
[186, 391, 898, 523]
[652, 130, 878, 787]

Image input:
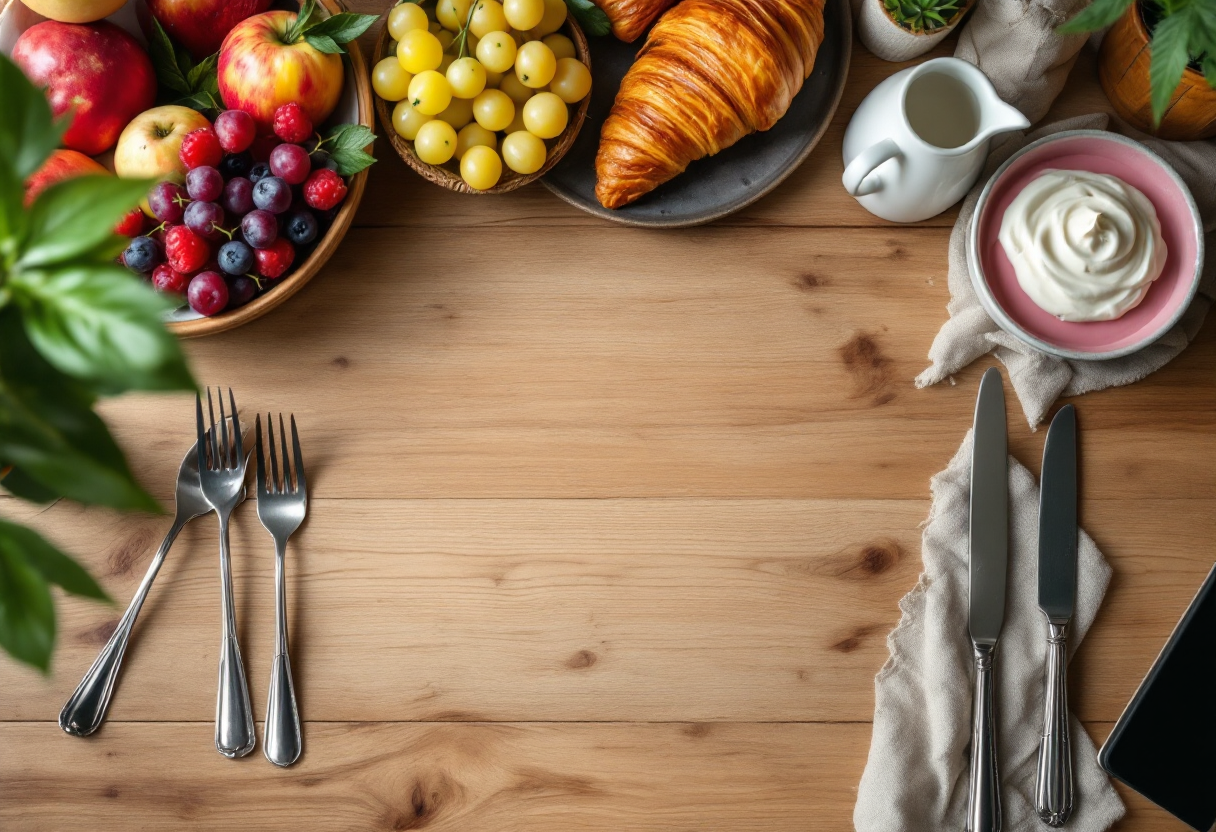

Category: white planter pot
[856, 0, 969, 62]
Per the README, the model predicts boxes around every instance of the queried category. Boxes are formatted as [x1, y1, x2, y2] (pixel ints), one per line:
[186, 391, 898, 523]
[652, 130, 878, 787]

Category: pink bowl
[968, 130, 1203, 360]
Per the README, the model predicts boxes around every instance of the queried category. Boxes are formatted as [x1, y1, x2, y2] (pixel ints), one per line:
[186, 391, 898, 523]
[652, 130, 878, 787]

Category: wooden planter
[1098, 2, 1216, 140]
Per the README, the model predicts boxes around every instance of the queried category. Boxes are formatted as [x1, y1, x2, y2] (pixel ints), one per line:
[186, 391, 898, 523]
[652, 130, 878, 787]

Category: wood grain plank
[0, 721, 1191, 831]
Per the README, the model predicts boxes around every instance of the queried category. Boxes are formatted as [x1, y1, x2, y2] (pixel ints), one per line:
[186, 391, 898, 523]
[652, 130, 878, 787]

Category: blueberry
[248, 162, 272, 183]
[218, 150, 253, 180]
[226, 275, 258, 308]
[122, 235, 162, 273]
[241, 209, 278, 250]
[308, 149, 339, 172]
[252, 175, 292, 214]
[218, 239, 255, 275]
[283, 210, 318, 245]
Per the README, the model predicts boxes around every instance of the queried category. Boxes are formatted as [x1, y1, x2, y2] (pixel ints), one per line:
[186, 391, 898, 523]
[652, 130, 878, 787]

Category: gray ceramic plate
[541, 0, 852, 227]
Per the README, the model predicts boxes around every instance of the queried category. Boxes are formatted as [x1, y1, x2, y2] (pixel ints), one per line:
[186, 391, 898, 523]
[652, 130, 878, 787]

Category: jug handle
[842, 139, 901, 197]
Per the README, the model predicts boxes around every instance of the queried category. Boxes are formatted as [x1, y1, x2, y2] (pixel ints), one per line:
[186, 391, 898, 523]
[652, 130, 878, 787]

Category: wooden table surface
[2, 17, 1212, 830]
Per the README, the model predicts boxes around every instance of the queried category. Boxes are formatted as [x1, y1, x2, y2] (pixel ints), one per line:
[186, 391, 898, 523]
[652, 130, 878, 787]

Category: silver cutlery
[58, 432, 235, 736]
[1034, 404, 1078, 827]
[254, 413, 307, 768]
[196, 388, 256, 759]
[967, 367, 1010, 832]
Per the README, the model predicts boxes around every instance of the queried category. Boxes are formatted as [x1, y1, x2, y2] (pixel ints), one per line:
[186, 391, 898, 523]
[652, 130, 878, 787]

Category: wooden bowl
[169, 0, 374, 338]
[373, 13, 591, 194]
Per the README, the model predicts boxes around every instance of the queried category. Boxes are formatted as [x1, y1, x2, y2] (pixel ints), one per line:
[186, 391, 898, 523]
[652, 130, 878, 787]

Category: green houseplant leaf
[1148, 5, 1196, 123]
[1057, 0, 1134, 33]
[18, 176, 154, 270]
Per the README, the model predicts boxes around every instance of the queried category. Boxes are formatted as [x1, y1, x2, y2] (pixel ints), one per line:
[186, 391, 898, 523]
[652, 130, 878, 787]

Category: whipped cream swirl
[998, 170, 1168, 322]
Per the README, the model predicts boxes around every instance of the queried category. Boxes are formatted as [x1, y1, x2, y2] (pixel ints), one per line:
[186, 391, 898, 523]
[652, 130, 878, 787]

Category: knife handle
[966, 643, 1001, 832]
[1035, 622, 1073, 827]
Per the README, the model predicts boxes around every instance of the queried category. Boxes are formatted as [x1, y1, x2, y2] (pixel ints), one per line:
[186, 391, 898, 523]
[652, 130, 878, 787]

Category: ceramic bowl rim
[966, 128, 1204, 361]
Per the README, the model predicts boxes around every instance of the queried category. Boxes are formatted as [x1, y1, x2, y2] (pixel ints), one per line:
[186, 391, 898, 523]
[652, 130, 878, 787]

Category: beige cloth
[915, 113, 1216, 427]
[854, 430, 1125, 832]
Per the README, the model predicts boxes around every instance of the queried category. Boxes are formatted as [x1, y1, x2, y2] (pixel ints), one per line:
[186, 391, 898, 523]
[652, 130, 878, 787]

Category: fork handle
[60, 516, 186, 736]
[264, 537, 301, 766]
[215, 514, 255, 758]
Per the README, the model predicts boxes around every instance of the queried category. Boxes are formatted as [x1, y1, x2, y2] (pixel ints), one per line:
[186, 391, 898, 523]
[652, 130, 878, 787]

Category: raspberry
[302, 169, 347, 211]
[272, 102, 313, 144]
[114, 207, 145, 237]
[151, 263, 190, 295]
[254, 237, 294, 279]
[163, 224, 210, 274]
[179, 127, 223, 170]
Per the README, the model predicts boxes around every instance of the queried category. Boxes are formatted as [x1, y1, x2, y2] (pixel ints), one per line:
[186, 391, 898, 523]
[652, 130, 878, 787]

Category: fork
[255, 413, 307, 767]
[196, 388, 256, 759]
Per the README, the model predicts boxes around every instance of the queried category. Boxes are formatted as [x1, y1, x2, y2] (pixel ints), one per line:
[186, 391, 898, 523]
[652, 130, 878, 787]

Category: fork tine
[278, 413, 292, 493]
[218, 389, 231, 469]
[290, 415, 306, 498]
[267, 412, 280, 495]
[230, 388, 243, 467]
[207, 387, 219, 469]
[195, 393, 208, 473]
[255, 414, 267, 495]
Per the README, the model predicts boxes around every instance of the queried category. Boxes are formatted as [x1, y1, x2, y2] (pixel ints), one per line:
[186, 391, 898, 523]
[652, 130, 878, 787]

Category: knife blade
[967, 366, 1009, 832]
[1034, 404, 1078, 827]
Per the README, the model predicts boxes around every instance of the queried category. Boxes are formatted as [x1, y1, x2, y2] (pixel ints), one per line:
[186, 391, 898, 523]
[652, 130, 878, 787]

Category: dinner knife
[967, 367, 1009, 832]
[1034, 404, 1078, 827]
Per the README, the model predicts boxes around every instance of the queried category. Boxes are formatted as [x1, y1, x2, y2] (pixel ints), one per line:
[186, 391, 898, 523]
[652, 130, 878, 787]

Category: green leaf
[0, 465, 61, 503]
[1204, 52, 1216, 87]
[1149, 9, 1194, 124]
[305, 11, 379, 45]
[0, 54, 66, 180]
[285, 0, 318, 43]
[304, 33, 344, 54]
[185, 52, 218, 90]
[19, 176, 153, 270]
[0, 544, 54, 671]
[0, 520, 109, 602]
[323, 123, 378, 175]
[9, 265, 195, 394]
[0, 310, 163, 512]
[147, 17, 193, 95]
[564, 0, 611, 36]
[1058, 0, 1134, 33]
[175, 90, 222, 113]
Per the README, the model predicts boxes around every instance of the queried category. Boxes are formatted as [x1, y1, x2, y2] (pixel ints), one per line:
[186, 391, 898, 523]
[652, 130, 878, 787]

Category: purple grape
[226, 275, 258, 308]
[241, 209, 278, 250]
[252, 175, 292, 214]
[187, 271, 228, 317]
[184, 201, 226, 240]
[269, 143, 311, 185]
[148, 181, 187, 223]
[221, 177, 254, 215]
[186, 166, 224, 202]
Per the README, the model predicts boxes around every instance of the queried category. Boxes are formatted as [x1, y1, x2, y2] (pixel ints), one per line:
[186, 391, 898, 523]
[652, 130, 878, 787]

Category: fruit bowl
[372, 9, 590, 194]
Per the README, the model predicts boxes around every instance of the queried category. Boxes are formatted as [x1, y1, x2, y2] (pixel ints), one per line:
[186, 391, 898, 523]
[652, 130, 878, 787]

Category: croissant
[595, 0, 826, 209]
[590, 0, 679, 41]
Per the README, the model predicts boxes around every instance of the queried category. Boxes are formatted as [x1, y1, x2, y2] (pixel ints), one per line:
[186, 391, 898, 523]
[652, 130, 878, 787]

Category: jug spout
[977, 99, 1031, 141]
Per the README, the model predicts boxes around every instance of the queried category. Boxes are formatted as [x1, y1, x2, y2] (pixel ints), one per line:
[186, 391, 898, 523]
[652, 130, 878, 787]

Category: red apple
[23, 149, 108, 206]
[138, 0, 271, 62]
[11, 21, 156, 156]
[218, 10, 343, 132]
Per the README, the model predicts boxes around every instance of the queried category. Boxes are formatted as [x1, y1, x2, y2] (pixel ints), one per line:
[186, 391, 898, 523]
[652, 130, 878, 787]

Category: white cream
[998, 170, 1167, 322]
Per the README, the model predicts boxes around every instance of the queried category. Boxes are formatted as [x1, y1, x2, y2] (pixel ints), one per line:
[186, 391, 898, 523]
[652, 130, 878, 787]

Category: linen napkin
[853, 430, 1124, 832]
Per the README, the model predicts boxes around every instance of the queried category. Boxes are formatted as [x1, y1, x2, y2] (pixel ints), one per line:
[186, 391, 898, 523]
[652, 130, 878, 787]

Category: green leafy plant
[564, 0, 611, 36]
[0, 54, 196, 671]
[1059, 0, 1216, 125]
[884, 0, 964, 33]
[313, 123, 378, 176]
[147, 17, 221, 113]
[285, 0, 380, 54]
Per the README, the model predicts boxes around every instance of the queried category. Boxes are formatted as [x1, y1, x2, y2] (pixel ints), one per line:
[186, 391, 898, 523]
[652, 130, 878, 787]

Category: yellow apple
[21, 0, 127, 23]
[114, 105, 210, 181]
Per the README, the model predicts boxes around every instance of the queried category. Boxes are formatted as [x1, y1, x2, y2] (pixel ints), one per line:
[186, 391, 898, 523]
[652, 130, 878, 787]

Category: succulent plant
[883, 0, 965, 33]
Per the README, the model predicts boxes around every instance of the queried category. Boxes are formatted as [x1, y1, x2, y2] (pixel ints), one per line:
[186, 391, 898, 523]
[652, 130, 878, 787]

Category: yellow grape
[503, 0, 544, 30]
[435, 28, 456, 50]
[508, 28, 528, 45]
[440, 53, 457, 73]
[549, 57, 591, 103]
[388, 2, 429, 40]
[408, 69, 453, 115]
[455, 123, 498, 159]
[437, 0, 473, 31]
[467, 32, 480, 54]
[437, 95, 474, 129]
[414, 119, 459, 164]
[501, 130, 546, 174]
[470, 0, 509, 38]
[502, 107, 528, 134]
[460, 145, 503, 189]
[498, 71, 534, 105]
[514, 40, 555, 88]
[484, 67, 504, 87]
[397, 29, 443, 73]
[534, 0, 566, 36]
[475, 30, 517, 73]
[392, 99, 432, 140]
[373, 57, 413, 101]
[472, 88, 515, 131]
[522, 91, 567, 138]
[428, 19, 442, 33]
[447, 56, 487, 98]
[542, 33, 575, 61]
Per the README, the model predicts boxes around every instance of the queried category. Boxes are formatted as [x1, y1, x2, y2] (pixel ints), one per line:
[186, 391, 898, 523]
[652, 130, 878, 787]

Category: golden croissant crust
[595, 0, 826, 209]
[590, 0, 679, 41]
